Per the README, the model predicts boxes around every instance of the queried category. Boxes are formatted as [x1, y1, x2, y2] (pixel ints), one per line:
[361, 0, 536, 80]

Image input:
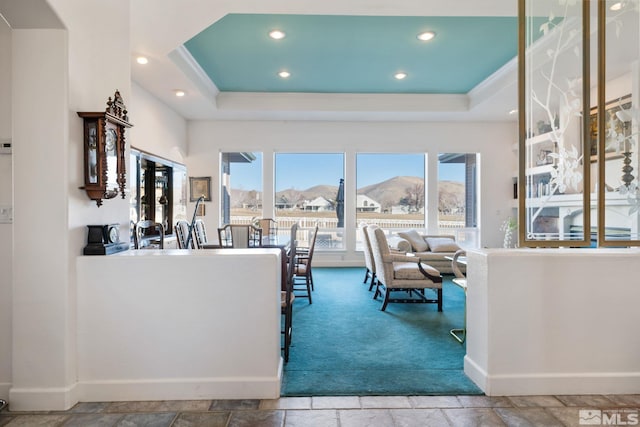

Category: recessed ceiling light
[417, 31, 436, 42]
[136, 56, 148, 65]
[278, 70, 291, 78]
[610, 2, 623, 11]
[269, 30, 286, 40]
[174, 90, 185, 97]
[394, 72, 407, 80]
[509, 109, 518, 115]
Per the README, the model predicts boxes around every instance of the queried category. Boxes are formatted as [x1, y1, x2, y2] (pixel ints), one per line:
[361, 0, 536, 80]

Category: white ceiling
[0, 0, 520, 122]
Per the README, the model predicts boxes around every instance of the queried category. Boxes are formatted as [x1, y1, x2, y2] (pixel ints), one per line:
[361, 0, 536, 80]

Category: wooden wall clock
[78, 90, 133, 206]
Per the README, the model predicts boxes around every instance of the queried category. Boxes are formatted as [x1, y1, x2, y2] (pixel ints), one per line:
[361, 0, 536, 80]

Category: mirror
[78, 90, 133, 206]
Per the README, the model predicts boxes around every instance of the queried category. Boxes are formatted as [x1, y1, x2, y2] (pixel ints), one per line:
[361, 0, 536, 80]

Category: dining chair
[282, 238, 297, 363]
[193, 219, 208, 249]
[292, 224, 318, 303]
[258, 218, 278, 240]
[175, 220, 194, 249]
[289, 222, 299, 245]
[133, 220, 164, 249]
[218, 224, 262, 248]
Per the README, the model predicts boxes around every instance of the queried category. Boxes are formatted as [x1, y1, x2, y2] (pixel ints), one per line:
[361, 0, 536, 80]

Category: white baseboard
[77, 376, 281, 402]
[9, 383, 78, 411]
[0, 382, 10, 401]
[463, 356, 487, 392]
[465, 356, 640, 396]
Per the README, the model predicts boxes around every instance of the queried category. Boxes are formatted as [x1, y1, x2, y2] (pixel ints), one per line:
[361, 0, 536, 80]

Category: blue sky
[227, 152, 464, 192]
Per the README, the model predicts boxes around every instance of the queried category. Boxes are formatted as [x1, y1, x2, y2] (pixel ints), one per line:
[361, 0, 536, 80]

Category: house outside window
[274, 153, 345, 249]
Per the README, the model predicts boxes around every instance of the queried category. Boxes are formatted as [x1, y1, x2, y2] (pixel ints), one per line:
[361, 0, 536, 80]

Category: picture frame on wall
[589, 94, 632, 162]
[189, 176, 211, 202]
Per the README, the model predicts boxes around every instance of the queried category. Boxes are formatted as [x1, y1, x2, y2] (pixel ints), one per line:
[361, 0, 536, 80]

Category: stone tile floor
[0, 394, 639, 426]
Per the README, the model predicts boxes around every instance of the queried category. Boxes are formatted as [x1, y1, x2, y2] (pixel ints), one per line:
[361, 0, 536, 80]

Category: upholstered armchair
[361, 224, 377, 291]
[367, 225, 443, 311]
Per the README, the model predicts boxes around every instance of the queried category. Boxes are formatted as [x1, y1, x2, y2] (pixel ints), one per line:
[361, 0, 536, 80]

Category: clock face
[108, 225, 119, 243]
[104, 127, 119, 195]
[105, 128, 117, 154]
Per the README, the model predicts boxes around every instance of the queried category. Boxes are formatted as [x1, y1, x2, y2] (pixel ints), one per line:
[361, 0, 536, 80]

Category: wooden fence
[229, 215, 470, 248]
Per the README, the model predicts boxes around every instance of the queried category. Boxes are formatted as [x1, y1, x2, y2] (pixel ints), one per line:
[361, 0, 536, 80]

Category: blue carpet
[282, 267, 483, 396]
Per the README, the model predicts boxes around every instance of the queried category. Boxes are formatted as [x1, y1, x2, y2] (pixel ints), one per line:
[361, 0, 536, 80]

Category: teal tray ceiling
[184, 14, 521, 94]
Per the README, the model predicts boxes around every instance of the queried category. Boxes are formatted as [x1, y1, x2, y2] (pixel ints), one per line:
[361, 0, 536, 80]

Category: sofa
[386, 230, 465, 275]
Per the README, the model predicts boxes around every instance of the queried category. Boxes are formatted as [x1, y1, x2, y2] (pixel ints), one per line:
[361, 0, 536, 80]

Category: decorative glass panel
[519, 0, 591, 246]
[599, 0, 640, 245]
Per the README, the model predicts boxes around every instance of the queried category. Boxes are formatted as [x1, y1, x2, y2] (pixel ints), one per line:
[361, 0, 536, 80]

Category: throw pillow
[398, 229, 429, 252]
[392, 238, 412, 253]
[425, 237, 461, 253]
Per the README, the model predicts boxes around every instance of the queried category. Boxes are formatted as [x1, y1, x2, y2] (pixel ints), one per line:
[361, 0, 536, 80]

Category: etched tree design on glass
[524, 0, 586, 240]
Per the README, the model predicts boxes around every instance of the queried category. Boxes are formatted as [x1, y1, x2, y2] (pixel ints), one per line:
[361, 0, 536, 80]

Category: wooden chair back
[258, 218, 278, 238]
[289, 222, 299, 245]
[305, 224, 319, 263]
[218, 224, 263, 248]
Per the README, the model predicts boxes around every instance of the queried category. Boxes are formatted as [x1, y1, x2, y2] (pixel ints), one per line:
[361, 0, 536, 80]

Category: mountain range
[231, 176, 464, 211]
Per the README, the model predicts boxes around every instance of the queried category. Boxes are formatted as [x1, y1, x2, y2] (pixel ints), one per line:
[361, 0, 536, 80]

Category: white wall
[11, 27, 71, 407]
[2, 0, 190, 408]
[187, 119, 518, 264]
[60, 0, 132, 248]
[0, 17, 12, 400]
[130, 82, 187, 163]
[465, 248, 640, 395]
[76, 249, 282, 401]
[7, 0, 133, 410]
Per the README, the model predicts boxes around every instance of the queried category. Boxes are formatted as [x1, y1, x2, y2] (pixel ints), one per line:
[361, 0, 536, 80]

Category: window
[214, 151, 479, 250]
[275, 153, 344, 249]
[220, 152, 262, 225]
[438, 153, 478, 247]
[356, 153, 425, 230]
